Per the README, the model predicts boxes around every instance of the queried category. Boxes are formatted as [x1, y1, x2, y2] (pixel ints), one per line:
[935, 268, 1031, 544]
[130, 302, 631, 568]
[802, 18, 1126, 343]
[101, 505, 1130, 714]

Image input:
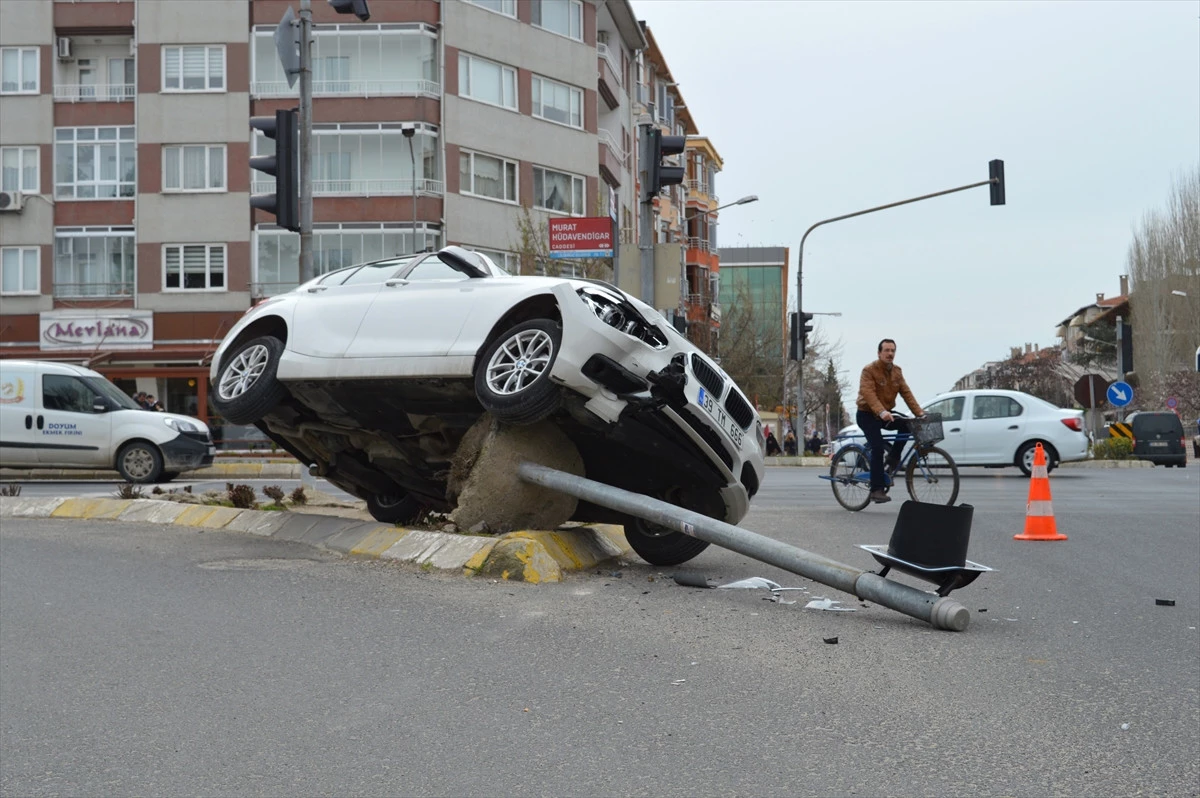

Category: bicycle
[820, 412, 960, 511]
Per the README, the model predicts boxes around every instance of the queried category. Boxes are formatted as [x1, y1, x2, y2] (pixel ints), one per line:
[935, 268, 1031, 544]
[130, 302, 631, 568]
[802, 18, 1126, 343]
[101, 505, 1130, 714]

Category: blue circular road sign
[1107, 381, 1133, 407]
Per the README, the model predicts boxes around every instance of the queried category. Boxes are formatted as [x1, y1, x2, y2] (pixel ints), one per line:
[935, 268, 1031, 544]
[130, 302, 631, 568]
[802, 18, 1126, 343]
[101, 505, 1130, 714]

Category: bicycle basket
[910, 413, 944, 446]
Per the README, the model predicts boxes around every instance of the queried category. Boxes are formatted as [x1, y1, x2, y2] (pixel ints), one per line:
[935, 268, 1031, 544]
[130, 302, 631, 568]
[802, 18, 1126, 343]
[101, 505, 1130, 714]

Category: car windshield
[83, 377, 142, 410]
[1132, 414, 1183, 435]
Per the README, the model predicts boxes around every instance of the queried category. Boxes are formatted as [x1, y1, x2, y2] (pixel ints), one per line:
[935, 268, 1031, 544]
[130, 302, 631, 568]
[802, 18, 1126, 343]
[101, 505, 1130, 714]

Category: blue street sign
[1107, 381, 1133, 407]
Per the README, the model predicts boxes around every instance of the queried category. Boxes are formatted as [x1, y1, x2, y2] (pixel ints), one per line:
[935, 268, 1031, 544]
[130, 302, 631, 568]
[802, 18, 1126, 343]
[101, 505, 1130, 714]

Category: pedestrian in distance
[856, 338, 923, 504]
[765, 428, 782, 456]
[808, 432, 821, 456]
[146, 394, 164, 412]
[783, 429, 798, 456]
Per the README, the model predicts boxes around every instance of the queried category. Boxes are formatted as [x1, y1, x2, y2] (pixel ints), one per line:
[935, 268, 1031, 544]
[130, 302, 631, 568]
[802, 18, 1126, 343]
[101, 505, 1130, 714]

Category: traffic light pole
[793, 172, 1001, 435]
[638, 123, 654, 307]
[297, 0, 314, 284]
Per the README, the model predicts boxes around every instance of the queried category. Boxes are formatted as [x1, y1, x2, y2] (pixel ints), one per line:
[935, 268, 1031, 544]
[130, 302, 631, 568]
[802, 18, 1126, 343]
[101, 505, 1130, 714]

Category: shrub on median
[1092, 436, 1133, 460]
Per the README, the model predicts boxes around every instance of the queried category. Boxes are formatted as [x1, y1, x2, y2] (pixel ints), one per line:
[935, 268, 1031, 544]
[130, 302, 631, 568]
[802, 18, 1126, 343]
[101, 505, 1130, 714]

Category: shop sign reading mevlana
[39, 311, 154, 350]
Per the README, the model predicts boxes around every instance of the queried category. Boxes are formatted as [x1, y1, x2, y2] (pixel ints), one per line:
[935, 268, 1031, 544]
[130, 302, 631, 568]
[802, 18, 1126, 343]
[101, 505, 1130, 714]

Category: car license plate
[697, 387, 744, 448]
[207, 446, 216, 455]
[1149, 441, 1168, 448]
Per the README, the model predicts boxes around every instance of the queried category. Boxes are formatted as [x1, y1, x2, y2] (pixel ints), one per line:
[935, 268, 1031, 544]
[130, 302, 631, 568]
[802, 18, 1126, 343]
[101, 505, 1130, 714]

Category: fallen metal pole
[517, 462, 970, 631]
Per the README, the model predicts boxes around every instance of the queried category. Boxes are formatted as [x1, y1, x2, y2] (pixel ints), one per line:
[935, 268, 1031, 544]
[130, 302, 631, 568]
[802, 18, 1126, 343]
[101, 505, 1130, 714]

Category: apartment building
[0, 0, 645, 440]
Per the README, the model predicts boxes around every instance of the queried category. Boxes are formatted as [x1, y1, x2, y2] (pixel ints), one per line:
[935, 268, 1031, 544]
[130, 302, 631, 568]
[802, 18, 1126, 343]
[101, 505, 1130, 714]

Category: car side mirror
[92, 399, 109, 413]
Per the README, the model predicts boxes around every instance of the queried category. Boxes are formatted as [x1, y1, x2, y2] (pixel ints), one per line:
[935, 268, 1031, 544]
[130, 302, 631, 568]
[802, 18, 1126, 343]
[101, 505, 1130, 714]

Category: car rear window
[1132, 414, 1184, 436]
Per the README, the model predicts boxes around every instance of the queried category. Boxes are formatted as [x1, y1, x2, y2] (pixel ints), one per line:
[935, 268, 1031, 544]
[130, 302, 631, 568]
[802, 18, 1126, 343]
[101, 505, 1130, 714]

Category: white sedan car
[829, 389, 1087, 476]
[209, 246, 765, 565]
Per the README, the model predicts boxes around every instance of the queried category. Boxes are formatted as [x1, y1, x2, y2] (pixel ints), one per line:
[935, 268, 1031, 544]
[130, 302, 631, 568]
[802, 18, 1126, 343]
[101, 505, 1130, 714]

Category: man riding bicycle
[856, 338, 923, 504]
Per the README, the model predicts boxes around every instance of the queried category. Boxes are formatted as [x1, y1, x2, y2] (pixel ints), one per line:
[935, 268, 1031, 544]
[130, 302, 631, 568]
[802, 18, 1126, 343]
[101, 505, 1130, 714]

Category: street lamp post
[794, 167, 1004, 434]
[402, 124, 418, 254]
[680, 194, 760, 351]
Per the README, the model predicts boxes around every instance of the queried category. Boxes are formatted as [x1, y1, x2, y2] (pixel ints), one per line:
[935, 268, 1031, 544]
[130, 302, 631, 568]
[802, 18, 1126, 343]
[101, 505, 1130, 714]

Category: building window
[459, 150, 517, 203]
[531, 76, 582, 128]
[252, 25, 439, 98]
[467, 247, 515, 274]
[164, 244, 226, 290]
[54, 127, 136, 199]
[531, 0, 582, 41]
[252, 123, 441, 196]
[254, 223, 444, 296]
[53, 226, 135, 298]
[1, 247, 39, 295]
[1, 146, 39, 193]
[1, 47, 39, 94]
[163, 144, 226, 192]
[163, 45, 225, 92]
[533, 166, 584, 215]
[464, 0, 516, 17]
[458, 53, 516, 109]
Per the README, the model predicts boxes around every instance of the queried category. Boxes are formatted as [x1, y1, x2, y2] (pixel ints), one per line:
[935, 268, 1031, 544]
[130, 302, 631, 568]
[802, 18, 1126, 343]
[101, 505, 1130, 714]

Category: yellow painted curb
[174, 505, 221, 527]
[50, 497, 130, 519]
[462, 542, 498, 575]
[190, 506, 243, 528]
[350, 527, 411, 557]
[478, 537, 563, 583]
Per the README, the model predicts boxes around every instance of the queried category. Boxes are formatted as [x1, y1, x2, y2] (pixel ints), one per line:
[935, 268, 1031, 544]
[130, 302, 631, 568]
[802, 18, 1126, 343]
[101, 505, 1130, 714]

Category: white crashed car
[209, 246, 765, 565]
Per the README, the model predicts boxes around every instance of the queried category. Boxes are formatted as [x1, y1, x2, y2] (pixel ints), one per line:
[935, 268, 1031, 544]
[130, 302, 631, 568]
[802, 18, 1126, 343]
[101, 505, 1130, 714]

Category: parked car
[0, 360, 214, 482]
[1126, 411, 1187, 467]
[827, 389, 1088, 476]
[208, 246, 765, 566]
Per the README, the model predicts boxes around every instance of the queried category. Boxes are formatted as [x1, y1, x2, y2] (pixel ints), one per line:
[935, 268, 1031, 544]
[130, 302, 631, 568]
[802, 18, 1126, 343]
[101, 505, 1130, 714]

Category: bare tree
[510, 203, 613, 280]
[1127, 165, 1200, 421]
[988, 345, 1074, 407]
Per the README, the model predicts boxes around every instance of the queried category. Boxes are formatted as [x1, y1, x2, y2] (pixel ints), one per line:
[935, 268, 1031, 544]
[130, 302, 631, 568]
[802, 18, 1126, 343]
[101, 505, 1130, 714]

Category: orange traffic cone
[1014, 442, 1067, 541]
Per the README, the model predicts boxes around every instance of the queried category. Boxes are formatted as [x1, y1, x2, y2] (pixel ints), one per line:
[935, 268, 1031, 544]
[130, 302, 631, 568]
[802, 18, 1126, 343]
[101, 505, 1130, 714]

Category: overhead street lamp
[686, 196, 758, 224]
[402, 124, 418, 254]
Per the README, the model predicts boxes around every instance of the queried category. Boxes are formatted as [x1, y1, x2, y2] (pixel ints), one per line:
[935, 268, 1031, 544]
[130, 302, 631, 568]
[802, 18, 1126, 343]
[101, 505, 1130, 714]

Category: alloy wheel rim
[219, 344, 270, 400]
[486, 330, 553, 395]
[123, 447, 154, 480]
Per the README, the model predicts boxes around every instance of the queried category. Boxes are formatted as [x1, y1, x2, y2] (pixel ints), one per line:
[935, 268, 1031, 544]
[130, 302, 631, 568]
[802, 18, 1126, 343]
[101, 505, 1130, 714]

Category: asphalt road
[1, 467, 1197, 797]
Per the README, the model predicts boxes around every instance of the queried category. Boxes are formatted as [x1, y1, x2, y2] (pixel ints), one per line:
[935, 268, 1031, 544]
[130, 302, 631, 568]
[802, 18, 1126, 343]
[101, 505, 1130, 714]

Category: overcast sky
[633, 0, 1200, 403]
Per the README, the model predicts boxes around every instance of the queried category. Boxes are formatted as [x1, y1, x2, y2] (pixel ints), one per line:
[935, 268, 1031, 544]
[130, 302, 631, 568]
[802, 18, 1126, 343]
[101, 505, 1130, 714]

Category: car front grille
[723, 389, 755, 430]
[690, 353, 725, 398]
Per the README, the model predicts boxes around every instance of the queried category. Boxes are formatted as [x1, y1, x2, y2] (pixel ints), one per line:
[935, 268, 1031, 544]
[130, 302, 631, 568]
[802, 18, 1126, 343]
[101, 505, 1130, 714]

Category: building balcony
[251, 79, 441, 99]
[685, 180, 716, 205]
[251, 178, 444, 197]
[53, 281, 134, 299]
[54, 83, 135, 102]
[598, 128, 625, 187]
[597, 43, 621, 110]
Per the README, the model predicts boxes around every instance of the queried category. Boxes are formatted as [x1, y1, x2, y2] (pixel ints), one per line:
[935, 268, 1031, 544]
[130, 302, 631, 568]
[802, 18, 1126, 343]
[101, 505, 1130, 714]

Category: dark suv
[1128, 412, 1187, 467]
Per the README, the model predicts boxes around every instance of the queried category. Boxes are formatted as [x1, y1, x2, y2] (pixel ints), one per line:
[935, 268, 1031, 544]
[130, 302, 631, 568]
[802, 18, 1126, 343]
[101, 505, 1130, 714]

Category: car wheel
[474, 319, 562, 426]
[213, 335, 288, 425]
[116, 441, 164, 483]
[1017, 441, 1058, 477]
[366, 492, 424, 525]
[623, 515, 710, 566]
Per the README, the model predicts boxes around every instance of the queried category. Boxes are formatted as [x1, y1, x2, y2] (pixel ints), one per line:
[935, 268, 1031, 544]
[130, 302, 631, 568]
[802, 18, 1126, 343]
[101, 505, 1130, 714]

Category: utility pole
[637, 123, 654, 306]
[297, 0, 314, 283]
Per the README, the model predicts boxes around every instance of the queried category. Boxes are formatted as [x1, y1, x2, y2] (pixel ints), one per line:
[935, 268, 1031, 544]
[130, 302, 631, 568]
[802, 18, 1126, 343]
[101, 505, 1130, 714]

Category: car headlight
[164, 417, 202, 434]
[576, 287, 668, 349]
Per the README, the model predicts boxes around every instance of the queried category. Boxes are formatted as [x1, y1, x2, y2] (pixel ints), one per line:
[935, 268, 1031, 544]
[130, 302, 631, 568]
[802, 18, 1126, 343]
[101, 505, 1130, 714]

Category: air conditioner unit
[57, 37, 73, 60]
[0, 191, 25, 213]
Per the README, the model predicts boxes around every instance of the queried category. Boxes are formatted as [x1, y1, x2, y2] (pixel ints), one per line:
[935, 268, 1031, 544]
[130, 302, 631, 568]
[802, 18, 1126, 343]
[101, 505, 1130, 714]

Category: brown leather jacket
[856, 360, 922, 417]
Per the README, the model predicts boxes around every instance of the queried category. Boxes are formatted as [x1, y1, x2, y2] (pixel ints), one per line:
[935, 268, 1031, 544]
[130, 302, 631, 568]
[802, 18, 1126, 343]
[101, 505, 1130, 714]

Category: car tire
[213, 335, 288, 425]
[1017, 441, 1058, 477]
[366, 492, 424, 525]
[623, 515, 710, 566]
[116, 441, 164, 484]
[474, 319, 562, 426]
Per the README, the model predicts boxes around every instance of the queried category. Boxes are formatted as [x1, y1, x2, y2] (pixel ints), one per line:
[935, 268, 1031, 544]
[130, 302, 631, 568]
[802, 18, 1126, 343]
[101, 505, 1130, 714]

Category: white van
[0, 360, 214, 483]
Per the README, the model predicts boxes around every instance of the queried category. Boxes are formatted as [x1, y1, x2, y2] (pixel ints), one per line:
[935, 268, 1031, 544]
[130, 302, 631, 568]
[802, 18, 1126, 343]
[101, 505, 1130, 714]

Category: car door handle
[950, 427, 961, 432]
[1008, 425, 1019, 429]
[25, 414, 32, 429]
[306, 286, 328, 293]
[384, 278, 410, 287]
[36, 415, 44, 430]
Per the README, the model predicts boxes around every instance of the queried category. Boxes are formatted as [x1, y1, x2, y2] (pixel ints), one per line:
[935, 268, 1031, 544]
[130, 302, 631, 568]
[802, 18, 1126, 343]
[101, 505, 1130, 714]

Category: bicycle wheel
[830, 445, 872, 511]
[905, 446, 960, 505]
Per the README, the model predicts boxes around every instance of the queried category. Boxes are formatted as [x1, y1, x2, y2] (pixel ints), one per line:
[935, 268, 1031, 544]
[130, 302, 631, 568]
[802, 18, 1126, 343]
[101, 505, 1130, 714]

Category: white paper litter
[803, 597, 856, 612]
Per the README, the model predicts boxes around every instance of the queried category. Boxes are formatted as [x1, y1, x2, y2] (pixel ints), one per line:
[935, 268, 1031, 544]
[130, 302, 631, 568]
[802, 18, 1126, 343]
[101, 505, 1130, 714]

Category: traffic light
[788, 312, 798, 361]
[646, 128, 686, 201]
[799, 311, 814, 360]
[249, 109, 299, 233]
[989, 159, 1005, 206]
[328, 0, 370, 21]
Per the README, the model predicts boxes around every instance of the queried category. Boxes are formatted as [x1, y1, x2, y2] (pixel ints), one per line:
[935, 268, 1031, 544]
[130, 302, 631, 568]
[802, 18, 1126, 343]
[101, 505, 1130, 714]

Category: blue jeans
[856, 410, 912, 490]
